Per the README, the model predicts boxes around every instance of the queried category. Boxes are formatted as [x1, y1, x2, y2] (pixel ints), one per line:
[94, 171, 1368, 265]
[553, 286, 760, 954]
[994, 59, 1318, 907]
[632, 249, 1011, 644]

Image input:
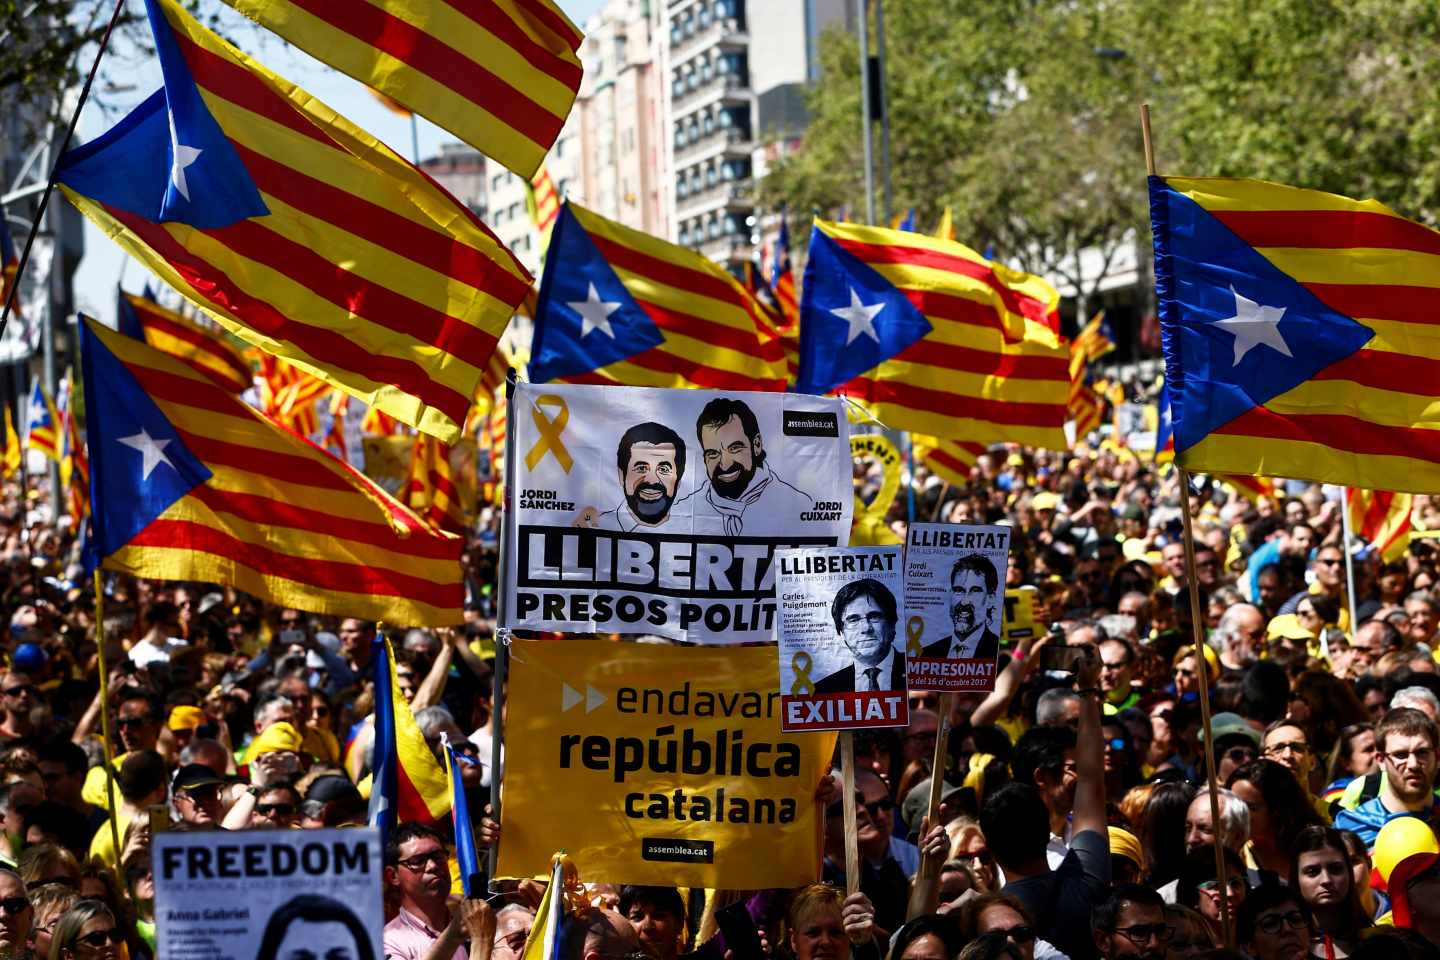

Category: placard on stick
[903, 523, 1011, 693]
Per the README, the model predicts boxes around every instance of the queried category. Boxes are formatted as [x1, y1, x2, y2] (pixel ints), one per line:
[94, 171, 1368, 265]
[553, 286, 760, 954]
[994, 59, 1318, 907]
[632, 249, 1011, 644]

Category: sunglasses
[1, 684, 35, 698]
[115, 717, 153, 729]
[1256, 910, 1308, 934]
[862, 797, 893, 818]
[76, 928, 121, 948]
[962, 847, 993, 863]
[992, 925, 1034, 945]
[0, 897, 26, 916]
[255, 803, 295, 816]
[825, 792, 867, 819]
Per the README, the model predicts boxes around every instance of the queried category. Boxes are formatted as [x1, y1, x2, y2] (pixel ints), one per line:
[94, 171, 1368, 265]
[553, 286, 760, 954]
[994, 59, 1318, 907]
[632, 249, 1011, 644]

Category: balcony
[672, 70, 750, 116]
[670, 12, 747, 59]
[676, 179, 752, 219]
[674, 126, 752, 166]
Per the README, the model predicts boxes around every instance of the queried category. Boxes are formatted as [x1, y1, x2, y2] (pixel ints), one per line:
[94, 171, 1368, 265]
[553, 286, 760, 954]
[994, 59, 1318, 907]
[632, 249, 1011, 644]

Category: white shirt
[855, 649, 899, 692]
[129, 637, 189, 668]
[948, 626, 988, 659]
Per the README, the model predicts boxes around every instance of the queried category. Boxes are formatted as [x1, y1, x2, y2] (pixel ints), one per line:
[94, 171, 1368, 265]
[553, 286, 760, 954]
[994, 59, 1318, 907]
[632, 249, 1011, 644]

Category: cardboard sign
[1003, 586, 1037, 644]
[496, 640, 835, 889]
[503, 382, 853, 643]
[903, 523, 1011, 692]
[776, 545, 909, 732]
[155, 828, 382, 960]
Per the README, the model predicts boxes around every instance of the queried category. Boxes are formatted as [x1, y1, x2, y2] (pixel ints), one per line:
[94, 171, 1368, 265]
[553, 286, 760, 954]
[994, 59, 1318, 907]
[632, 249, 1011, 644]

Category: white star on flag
[831, 287, 885, 344]
[168, 112, 203, 201]
[567, 283, 623, 339]
[118, 428, 176, 481]
[1215, 286, 1291, 365]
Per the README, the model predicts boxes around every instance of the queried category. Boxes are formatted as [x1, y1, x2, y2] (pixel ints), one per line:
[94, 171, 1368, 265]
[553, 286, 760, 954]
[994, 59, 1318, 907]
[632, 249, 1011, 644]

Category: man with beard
[597, 422, 687, 531]
[815, 579, 905, 693]
[923, 555, 1001, 662]
[1337, 708, 1439, 848]
[689, 398, 813, 536]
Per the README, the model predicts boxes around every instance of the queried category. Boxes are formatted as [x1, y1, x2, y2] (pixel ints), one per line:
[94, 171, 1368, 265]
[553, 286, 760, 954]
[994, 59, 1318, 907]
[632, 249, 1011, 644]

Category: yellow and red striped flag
[407, 434, 472, 534]
[118, 290, 251, 393]
[1346, 488, 1413, 561]
[798, 219, 1069, 449]
[914, 435, 985, 487]
[221, 0, 582, 179]
[529, 202, 787, 391]
[526, 165, 561, 254]
[1069, 384, 1104, 440]
[56, 0, 532, 444]
[933, 207, 956, 242]
[324, 392, 350, 462]
[60, 397, 89, 521]
[24, 382, 60, 463]
[80, 316, 464, 624]
[1, 407, 19, 478]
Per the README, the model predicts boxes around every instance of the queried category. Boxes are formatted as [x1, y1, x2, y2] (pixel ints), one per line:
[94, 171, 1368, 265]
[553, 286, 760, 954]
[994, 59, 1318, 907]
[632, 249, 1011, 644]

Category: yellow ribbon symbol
[906, 617, 925, 658]
[525, 394, 573, 473]
[850, 434, 902, 545]
[790, 652, 815, 696]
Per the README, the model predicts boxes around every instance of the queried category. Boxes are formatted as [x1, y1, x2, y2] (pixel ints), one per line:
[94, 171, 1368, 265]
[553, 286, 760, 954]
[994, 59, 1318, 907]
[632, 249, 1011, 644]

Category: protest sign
[1002, 586, 1037, 644]
[503, 381, 853, 642]
[850, 434, 903, 546]
[903, 523, 1011, 692]
[154, 827, 382, 960]
[776, 545, 908, 732]
[496, 639, 835, 888]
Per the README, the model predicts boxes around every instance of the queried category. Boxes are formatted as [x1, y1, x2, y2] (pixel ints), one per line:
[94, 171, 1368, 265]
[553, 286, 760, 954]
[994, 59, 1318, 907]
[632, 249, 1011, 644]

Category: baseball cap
[171, 763, 224, 793]
[1031, 492, 1060, 512]
[1208, 712, 1261, 748]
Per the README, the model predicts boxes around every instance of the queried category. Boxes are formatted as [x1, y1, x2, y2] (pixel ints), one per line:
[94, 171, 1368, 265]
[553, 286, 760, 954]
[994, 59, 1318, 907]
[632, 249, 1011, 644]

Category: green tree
[761, 0, 1440, 314]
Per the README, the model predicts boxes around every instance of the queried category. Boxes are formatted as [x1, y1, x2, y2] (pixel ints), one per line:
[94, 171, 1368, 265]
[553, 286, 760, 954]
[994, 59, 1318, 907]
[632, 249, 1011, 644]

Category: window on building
[677, 179, 689, 199]
[698, 2, 712, 27]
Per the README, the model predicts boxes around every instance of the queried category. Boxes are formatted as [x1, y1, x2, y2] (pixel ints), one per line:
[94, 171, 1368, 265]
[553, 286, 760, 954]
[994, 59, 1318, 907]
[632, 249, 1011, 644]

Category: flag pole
[0, 0, 128, 342]
[1142, 103, 1231, 947]
[839, 731, 860, 896]
[486, 367, 518, 890]
[93, 569, 123, 868]
[906, 692, 954, 918]
[856, 0, 876, 226]
[1338, 487, 1359, 658]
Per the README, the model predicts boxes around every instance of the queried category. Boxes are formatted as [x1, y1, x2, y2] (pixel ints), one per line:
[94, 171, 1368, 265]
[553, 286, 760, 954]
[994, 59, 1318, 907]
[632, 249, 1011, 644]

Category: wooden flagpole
[839, 731, 860, 895]
[1142, 103, 1232, 947]
[93, 570, 123, 868]
[906, 692, 954, 918]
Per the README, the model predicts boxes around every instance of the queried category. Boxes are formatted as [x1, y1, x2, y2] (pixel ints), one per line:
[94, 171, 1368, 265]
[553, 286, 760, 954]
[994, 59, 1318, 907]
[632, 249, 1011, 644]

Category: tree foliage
[760, 0, 1440, 302]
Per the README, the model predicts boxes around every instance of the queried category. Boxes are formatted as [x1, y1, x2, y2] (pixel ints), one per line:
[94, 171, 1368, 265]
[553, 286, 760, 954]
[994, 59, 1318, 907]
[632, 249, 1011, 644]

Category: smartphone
[1040, 645, 1084, 674]
[716, 902, 764, 960]
[148, 804, 169, 835]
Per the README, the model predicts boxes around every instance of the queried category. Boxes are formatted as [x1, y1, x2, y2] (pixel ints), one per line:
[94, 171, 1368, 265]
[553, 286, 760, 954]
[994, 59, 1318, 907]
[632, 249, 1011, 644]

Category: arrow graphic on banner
[561, 682, 606, 714]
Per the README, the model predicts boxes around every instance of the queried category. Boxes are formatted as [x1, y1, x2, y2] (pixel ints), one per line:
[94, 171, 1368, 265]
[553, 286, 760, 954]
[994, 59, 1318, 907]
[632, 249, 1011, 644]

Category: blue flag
[445, 738, 483, 896]
[367, 634, 399, 846]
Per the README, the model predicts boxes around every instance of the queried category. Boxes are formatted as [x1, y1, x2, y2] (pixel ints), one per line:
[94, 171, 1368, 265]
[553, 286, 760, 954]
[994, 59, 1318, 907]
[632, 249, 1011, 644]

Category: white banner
[155, 828, 383, 960]
[903, 523, 1011, 692]
[776, 545, 908, 732]
[504, 382, 852, 643]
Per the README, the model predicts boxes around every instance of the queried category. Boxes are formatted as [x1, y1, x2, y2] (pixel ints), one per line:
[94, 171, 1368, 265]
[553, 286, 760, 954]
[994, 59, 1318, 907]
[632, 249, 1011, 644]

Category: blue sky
[70, 0, 608, 321]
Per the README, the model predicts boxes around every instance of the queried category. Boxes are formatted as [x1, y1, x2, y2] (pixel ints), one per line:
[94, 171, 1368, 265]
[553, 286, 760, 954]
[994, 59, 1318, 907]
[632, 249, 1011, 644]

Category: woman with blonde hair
[47, 900, 120, 960]
[785, 883, 881, 960]
[945, 817, 996, 893]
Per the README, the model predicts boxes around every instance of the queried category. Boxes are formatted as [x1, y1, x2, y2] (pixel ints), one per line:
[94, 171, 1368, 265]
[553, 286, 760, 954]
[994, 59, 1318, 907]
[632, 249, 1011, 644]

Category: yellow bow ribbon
[525, 394, 573, 473]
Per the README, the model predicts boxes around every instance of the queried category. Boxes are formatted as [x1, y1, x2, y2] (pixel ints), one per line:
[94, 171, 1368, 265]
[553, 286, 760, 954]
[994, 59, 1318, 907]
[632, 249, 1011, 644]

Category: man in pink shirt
[384, 823, 494, 960]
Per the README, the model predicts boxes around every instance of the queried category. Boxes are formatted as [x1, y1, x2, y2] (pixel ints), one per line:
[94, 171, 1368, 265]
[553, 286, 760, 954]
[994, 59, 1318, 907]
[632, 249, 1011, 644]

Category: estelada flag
[367, 635, 450, 846]
[528, 202, 787, 391]
[25, 382, 60, 463]
[1152, 175, 1440, 492]
[80, 316, 464, 625]
[1346, 488, 1413, 562]
[56, 0, 532, 444]
[221, 0, 582, 179]
[118, 289, 251, 393]
[526, 165, 561, 255]
[798, 219, 1069, 450]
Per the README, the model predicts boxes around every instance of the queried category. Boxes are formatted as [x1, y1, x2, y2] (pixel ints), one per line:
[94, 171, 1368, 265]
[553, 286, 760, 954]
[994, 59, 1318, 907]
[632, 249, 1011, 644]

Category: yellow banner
[850, 434, 902, 545]
[497, 640, 836, 888]
[1002, 586, 1037, 643]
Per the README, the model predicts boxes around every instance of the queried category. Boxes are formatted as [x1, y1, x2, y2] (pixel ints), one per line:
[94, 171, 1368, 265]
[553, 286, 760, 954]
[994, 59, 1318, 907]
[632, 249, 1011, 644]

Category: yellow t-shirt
[88, 808, 135, 870]
[81, 753, 130, 810]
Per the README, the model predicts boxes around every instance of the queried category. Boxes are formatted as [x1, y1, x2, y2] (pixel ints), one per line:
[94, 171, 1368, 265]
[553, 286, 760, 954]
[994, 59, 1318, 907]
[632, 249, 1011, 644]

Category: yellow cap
[1108, 826, 1145, 869]
[248, 721, 303, 758]
[167, 705, 205, 732]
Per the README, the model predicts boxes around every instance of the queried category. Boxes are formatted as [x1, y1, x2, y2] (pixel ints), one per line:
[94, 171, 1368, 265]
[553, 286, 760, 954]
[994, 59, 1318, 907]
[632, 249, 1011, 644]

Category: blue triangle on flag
[54, 0, 266, 229]
[117, 290, 144, 341]
[796, 226, 933, 395]
[1152, 179, 1375, 453]
[528, 204, 666, 383]
[80, 319, 211, 559]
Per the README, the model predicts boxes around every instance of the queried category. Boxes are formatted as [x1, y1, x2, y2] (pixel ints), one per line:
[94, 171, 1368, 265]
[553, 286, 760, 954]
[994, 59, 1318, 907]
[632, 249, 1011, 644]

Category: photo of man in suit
[922, 554, 1001, 661]
[815, 578, 906, 693]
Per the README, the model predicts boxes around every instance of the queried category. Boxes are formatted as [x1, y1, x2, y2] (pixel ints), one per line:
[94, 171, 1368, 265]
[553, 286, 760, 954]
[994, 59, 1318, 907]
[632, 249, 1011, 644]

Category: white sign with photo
[503, 381, 853, 643]
[775, 545, 908, 732]
[154, 828, 383, 960]
[903, 523, 1011, 692]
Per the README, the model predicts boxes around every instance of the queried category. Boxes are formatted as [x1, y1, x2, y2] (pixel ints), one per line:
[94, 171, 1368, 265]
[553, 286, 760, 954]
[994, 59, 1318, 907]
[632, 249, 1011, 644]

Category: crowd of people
[0, 438, 1437, 960]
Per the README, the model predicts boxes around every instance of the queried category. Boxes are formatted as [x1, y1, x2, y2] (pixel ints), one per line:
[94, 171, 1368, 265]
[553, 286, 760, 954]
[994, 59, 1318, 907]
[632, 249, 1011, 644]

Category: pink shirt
[383, 906, 466, 960]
